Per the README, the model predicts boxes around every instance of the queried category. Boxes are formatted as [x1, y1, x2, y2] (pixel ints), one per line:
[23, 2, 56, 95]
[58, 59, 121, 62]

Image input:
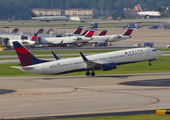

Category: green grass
[49, 114, 170, 120]
[0, 50, 118, 56]
[1, 57, 170, 76]
[1, 48, 170, 56]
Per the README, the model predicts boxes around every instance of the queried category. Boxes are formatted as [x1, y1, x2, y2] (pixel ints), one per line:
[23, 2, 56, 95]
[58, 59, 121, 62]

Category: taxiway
[0, 73, 170, 119]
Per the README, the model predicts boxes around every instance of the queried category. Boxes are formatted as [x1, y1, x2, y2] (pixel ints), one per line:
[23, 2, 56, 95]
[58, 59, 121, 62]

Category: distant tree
[111, 13, 117, 20]
[120, 13, 125, 19]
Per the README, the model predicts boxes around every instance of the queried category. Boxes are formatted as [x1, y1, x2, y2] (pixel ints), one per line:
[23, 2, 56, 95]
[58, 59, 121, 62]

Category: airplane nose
[158, 51, 163, 56]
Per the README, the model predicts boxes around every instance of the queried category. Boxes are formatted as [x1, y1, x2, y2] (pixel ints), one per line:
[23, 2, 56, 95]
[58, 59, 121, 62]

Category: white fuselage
[32, 16, 70, 21]
[138, 11, 161, 17]
[7, 40, 35, 47]
[89, 35, 131, 43]
[21, 47, 162, 75]
[70, 17, 81, 21]
[40, 36, 91, 44]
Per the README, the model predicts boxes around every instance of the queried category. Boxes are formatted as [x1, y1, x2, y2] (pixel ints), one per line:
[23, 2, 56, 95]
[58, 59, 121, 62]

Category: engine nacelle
[73, 37, 82, 40]
[102, 62, 117, 71]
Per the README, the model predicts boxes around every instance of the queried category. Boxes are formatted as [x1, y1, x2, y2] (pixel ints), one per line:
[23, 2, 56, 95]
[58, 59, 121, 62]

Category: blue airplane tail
[73, 26, 84, 34]
[13, 41, 49, 67]
[98, 30, 107, 36]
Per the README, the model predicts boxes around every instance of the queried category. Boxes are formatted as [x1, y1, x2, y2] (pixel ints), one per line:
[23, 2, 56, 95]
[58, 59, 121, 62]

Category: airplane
[62, 26, 85, 37]
[70, 16, 81, 21]
[11, 28, 19, 33]
[36, 26, 85, 38]
[11, 41, 163, 76]
[30, 13, 70, 22]
[1, 34, 37, 49]
[137, 4, 161, 19]
[88, 28, 133, 44]
[38, 29, 96, 45]
[0, 28, 19, 34]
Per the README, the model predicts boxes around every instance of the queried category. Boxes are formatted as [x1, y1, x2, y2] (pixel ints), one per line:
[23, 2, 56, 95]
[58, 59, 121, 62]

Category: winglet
[80, 52, 88, 61]
[51, 51, 60, 60]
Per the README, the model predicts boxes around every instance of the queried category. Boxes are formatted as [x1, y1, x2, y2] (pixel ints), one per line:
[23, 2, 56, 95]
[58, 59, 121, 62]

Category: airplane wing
[10, 66, 21, 69]
[22, 40, 31, 44]
[80, 52, 103, 70]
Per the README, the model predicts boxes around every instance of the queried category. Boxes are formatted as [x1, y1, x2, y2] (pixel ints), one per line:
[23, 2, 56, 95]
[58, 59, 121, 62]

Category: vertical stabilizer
[13, 41, 49, 67]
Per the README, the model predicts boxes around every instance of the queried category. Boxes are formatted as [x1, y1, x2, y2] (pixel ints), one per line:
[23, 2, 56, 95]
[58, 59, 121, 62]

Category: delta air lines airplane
[137, 4, 161, 19]
[88, 28, 133, 44]
[11, 41, 162, 76]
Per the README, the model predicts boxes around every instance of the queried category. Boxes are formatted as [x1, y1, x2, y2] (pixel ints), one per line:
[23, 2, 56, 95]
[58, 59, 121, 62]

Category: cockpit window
[152, 49, 157, 51]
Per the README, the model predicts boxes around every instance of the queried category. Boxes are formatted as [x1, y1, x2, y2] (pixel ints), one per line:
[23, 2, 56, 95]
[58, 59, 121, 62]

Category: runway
[0, 72, 170, 119]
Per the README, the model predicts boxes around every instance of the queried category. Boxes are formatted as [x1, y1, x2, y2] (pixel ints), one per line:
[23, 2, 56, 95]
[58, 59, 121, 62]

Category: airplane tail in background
[98, 30, 107, 36]
[122, 28, 133, 36]
[30, 13, 37, 17]
[84, 29, 97, 37]
[81, 29, 88, 36]
[137, 4, 142, 12]
[31, 33, 38, 41]
[11, 28, 19, 33]
[46, 29, 54, 34]
[12, 41, 49, 67]
[73, 26, 84, 34]
[36, 28, 44, 34]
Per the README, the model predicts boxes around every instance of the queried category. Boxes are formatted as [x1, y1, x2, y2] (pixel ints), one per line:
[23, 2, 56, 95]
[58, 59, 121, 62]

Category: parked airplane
[137, 4, 161, 19]
[37, 26, 85, 39]
[38, 29, 96, 45]
[11, 41, 162, 76]
[1, 34, 37, 49]
[89, 28, 133, 44]
[70, 16, 81, 21]
[63, 26, 85, 37]
[30, 13, 70, 22]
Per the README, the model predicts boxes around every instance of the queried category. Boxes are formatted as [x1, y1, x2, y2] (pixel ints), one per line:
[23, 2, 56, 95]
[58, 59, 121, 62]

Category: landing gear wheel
[149, 63, 152, 66]
[91, 71, 95, 76]
[86, 71, 90, 76]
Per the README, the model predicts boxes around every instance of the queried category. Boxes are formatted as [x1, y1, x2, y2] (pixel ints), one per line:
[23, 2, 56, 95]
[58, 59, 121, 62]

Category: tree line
[0, 0, 170, 20]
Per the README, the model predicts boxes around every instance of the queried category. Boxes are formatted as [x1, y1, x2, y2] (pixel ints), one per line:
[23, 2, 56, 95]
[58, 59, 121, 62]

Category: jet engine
[113, 35, 122, 39]
[102, 62, 117, 71]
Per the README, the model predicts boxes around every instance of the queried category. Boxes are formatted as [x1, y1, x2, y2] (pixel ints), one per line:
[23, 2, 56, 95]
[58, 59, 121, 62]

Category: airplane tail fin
[122, 28, 133, 36]
[31, 33, 38, 41]
[137, 4, 142, 12]
[73, 26, 84, 34]
[81, 29, 88, 36]
[98, 30, 107, 36]
[46, 29, 54, 34]
[84, 29, 97, 37]
[30, 13, 37, 17]
[11, 28, 19, 33]
[13, 41, 49, 67]
[36, 28, 44, 34]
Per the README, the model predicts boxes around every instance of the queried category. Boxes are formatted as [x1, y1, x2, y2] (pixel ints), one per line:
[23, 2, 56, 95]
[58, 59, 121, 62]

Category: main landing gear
[86, 70, 95, 77]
